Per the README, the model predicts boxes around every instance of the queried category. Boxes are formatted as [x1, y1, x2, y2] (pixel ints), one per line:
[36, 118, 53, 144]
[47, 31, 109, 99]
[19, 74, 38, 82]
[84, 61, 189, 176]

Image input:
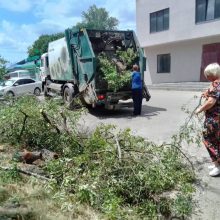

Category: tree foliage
[27, 5, 118, 57]
[98, 48, 138, 92]
[76, 5, 119, 30]
[0, 96, 83, 151]
[98, 53, 131, 92]
[27, 32, 64, 57]
[0, 95, 202, 219]
[0, 55, 8, 80]
[42, 124, 195, 219]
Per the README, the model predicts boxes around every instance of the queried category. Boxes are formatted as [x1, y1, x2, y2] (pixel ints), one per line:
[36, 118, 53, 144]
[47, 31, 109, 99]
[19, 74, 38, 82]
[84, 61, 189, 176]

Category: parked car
[0, 78, 42, 97]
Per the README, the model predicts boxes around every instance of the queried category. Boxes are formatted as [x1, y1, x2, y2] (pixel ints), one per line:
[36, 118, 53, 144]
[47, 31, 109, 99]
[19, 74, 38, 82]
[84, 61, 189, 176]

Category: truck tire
[43, 85, 49, 97]
[63, 86, 75, 108]
[34, 87, 41, 96]
[43, 78, 52, 97]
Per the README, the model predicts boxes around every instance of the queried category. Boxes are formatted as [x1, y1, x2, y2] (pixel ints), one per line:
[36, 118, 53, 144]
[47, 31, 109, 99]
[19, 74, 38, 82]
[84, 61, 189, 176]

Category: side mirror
[14, 83, 19, 86]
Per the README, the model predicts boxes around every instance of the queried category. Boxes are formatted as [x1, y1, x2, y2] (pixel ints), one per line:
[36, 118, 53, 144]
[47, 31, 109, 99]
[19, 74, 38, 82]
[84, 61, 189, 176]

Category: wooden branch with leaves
[60, 110, 70, 134]
[18, 110, 29, 141]
[40, 110, 61, 134]
[0, 165, 51, 181]
[98, 48, 138, 92]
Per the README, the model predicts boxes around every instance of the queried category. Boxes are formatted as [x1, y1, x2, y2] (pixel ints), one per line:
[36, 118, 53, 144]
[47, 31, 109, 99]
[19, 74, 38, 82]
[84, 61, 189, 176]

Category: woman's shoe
[208, 164, 216, 170]
[209, 166, 220, 177]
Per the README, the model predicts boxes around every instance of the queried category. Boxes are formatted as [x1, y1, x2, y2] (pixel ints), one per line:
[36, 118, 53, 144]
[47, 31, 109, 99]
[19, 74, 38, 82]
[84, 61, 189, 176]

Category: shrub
[0, 96, 83, 152]
[44, 125, 196, 219]
[0, 96, 198, 219]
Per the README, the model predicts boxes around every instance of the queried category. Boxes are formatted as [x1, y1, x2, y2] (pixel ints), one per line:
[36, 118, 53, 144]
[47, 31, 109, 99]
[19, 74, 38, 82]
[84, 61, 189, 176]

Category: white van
[7, 70, 32, 79]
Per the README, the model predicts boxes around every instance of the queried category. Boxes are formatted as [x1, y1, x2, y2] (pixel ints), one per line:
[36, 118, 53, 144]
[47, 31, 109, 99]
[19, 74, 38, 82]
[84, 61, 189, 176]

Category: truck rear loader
[40, 27, 150, 109]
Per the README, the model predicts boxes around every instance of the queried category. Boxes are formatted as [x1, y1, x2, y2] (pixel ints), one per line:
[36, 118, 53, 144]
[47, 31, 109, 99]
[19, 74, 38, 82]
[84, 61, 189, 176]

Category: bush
[0, 96, 197, 219]
[45, 125, 196, 219]
[0, 96, 83, 152]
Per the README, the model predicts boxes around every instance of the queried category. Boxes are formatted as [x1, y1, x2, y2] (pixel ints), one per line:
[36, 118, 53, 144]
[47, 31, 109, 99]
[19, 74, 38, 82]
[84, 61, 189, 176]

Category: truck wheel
[63, 87, 74, 105]
[34, 88, 41, 96]
[44, 86, 49, 97]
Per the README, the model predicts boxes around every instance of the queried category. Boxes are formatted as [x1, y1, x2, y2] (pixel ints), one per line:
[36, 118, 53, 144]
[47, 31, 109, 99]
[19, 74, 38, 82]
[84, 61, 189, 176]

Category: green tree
[76, 5, 119, 30]
[0, 55, 8, 80]
[27, 32, 64, 57]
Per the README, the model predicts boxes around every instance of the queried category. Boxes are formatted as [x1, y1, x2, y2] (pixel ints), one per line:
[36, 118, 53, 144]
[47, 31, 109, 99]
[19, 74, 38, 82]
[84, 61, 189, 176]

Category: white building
[136, 0, 220, 84]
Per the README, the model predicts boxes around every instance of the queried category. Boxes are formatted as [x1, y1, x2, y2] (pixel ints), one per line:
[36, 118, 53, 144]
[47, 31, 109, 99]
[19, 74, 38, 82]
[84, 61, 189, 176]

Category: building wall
[136, 0, 220, 47]
[144, 36, 220, 84]
[136, 0, 220, 84]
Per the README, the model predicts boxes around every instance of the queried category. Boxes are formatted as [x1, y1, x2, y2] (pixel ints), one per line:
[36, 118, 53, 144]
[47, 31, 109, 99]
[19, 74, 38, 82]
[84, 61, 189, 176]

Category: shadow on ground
[88, 104, 167, 119]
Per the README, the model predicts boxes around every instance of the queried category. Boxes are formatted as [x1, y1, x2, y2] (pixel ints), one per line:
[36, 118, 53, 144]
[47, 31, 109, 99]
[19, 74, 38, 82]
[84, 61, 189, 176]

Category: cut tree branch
[115, 135, 122, 162]
[164, 143, 194, 170]
[41, 110, 61, 134]
[0, 165, 51, 181]
[60, 110, 70, 134]
[18, 110, 29, 141]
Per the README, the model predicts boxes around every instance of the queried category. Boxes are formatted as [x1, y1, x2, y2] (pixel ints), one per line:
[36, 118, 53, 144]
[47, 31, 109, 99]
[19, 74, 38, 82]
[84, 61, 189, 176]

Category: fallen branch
[0, 207, 35, 219]
[18, 110, 29, 141]
[183, 96, 202, 128]
[164, 143, 194, 170]
[114, 135, 122, 162]
[0, 165, 51, 181]
[93, 150, 115, 155]
[40, 110, 61, 134]
[60, 110, 70, 134]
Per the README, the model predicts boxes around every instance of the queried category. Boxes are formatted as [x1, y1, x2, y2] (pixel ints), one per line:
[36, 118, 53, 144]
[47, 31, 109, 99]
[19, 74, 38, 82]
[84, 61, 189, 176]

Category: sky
[0, 0, 136, 64]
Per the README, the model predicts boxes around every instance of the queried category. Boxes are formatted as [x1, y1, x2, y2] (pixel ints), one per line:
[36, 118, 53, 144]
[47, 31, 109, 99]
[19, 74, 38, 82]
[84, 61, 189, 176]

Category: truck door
[138, 49, 151, 101]
[65, 28, 97, 104]
[65, 28, 96, 92]
[138, 48, 146, 79]
[132, 31, 150, 101]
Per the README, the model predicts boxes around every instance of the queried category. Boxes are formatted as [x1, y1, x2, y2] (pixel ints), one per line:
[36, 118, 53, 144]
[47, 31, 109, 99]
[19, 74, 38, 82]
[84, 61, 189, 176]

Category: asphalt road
[80, 89, 219, 220]
[81, 90, 199, 142]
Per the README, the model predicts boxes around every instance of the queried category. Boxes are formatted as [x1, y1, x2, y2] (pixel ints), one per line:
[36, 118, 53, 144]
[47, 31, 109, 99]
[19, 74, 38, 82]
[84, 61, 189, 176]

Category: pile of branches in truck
[98, 48, 138, 92]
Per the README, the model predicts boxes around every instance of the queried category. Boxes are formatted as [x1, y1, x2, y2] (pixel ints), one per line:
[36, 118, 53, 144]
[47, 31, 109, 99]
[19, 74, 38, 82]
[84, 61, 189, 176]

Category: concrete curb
[147, 82, 210, 92]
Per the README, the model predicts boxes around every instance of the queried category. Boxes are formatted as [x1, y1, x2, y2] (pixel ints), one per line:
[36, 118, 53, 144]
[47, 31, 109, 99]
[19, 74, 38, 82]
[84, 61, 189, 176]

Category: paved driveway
[81, 90, 198, 142]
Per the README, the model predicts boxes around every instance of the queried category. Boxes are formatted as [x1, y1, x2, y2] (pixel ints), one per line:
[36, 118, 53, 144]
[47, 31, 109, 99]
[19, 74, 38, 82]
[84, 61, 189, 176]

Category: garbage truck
[40, 27, 150, 109]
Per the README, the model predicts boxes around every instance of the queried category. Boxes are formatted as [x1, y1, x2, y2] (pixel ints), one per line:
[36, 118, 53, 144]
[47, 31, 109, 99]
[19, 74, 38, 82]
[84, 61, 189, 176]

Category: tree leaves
[98, 48, 138, 92]
[0, 55, 8, 80]
[27, 5, 119, 57]
[27, 33, 64, 57]
[76, 5, 119, 30]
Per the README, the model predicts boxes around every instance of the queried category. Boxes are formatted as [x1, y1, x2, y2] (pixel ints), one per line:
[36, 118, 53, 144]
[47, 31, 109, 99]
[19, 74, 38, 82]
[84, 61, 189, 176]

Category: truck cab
[40, 53, 49, 88]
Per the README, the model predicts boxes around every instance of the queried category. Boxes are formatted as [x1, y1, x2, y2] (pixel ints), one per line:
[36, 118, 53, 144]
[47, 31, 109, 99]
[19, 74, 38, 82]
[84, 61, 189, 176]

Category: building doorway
[200, 43, 220, 81]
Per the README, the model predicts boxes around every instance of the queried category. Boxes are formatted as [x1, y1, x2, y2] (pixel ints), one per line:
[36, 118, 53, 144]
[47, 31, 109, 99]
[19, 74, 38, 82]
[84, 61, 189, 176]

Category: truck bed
[87, 30, 136, 93]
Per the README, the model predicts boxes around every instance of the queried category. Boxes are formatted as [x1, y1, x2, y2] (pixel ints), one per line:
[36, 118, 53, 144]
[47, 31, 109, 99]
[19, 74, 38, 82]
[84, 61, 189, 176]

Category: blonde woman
[195, 63, 220, 176]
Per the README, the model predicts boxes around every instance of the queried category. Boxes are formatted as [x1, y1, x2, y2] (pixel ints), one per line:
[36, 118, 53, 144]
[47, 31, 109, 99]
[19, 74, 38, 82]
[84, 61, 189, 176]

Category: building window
[150, 8, 169, 33]
[196, 0, 220, 23]
[157, 54, 171, 73]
